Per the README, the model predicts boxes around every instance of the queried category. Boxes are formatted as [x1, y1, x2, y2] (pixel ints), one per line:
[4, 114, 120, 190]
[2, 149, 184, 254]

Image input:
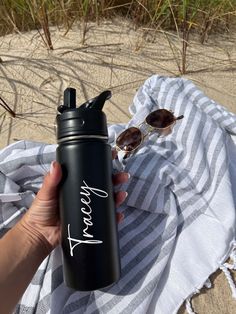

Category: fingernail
[127, 173, 131, 179]
[124, 191, 128, 198]
[50, 161, 56, 175]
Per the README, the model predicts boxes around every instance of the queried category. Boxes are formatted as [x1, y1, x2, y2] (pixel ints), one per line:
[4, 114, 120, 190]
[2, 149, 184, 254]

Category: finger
[115, 191, 128, 208]
[116, 212, 124, 223]
[112, 149, 117, 160]
[36, 161, 62, 201]
[113, 172, 130, 185]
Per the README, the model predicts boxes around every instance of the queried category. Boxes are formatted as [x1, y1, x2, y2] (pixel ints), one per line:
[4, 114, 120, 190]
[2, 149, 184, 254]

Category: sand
[0, 19, 236, 313]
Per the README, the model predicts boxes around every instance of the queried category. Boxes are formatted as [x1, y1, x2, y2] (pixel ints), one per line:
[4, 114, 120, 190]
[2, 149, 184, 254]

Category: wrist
[0, 215, 51, 314]
[16, 216, 52, 257]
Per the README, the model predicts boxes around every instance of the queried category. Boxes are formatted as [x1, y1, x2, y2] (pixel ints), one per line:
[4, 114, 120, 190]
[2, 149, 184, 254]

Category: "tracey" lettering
[67, 180, 108, 257]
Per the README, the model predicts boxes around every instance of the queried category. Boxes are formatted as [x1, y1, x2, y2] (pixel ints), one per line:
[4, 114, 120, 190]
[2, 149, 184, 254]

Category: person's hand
[19, 154, 129, 254]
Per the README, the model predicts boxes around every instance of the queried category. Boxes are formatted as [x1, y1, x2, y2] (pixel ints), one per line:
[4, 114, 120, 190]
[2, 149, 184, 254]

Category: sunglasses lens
[146, 109, 175, 128]
[116, 127, 142, 152]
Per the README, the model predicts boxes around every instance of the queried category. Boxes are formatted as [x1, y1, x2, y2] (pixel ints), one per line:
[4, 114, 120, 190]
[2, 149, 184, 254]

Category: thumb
[36, 161, 62, 201]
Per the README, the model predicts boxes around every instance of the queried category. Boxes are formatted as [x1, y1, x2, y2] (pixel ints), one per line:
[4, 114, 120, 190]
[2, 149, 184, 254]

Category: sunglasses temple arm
[176, 115, 184, 120]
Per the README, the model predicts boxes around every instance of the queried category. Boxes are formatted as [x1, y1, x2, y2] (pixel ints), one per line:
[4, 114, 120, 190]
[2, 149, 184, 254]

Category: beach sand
[0, 20, 236, 313]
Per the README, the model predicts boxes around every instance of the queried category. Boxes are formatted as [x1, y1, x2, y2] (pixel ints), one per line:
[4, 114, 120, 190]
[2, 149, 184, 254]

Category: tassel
[220, 264, 236, 299]
[185, 297, 196, 314]
[0, 207, 27, 230]
[220, 242, 236, 299]
[204, 278, 212, 289]
[224, 243, 236, 270]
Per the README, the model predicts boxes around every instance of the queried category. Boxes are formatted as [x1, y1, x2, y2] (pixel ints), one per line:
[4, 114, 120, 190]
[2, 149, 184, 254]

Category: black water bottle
[56, 88, 121, 291]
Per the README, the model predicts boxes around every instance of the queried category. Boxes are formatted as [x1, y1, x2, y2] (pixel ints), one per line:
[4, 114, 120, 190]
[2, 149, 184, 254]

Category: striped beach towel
[0, 75, 236, 314]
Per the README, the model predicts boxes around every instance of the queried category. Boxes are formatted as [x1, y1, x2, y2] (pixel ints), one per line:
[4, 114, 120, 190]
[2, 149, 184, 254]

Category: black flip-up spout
[58, 89, 111, 113]
[80, 90, 111, 110]
[56, 88, 110, 139]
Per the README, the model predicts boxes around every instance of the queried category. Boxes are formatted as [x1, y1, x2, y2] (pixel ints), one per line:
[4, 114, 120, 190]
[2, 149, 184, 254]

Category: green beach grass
[0, 0, 235, 117]
[1, 1, 235, 42]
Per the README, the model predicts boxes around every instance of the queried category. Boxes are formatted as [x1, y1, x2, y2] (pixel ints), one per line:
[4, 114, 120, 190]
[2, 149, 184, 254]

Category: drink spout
[58, 88, 76, 113]
[80, 90, 111, 110]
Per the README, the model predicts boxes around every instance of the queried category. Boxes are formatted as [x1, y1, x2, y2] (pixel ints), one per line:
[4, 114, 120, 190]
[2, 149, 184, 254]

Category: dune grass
[1, 1, 235, 39]
[0, 1, 235, 77]
[0, 1, 235, 119]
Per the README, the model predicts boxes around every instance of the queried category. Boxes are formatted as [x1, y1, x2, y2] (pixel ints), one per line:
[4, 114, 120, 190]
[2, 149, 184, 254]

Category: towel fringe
[220, 265, 236, 299]
[220, 242, 236, 299]
[184, 243, 236, 314]
[185, 288, 200, 314]
[0, 206, 27, 230]
[185, 297, 196, 314]
[203, 278, 212, 289]
[185, 277, 213, 314]
[223, 242, 236, 270]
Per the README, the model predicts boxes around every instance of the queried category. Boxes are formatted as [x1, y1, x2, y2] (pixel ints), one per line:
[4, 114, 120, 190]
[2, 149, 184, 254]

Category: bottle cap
[56, 88, 111, 141]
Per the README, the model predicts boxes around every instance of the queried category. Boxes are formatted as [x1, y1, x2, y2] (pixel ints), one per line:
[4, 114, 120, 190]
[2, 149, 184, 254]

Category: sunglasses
[115, 109, 184, 157]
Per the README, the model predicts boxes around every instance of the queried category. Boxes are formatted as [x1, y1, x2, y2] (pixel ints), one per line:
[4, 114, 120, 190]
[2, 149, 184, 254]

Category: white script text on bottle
[67, 180, 108, 256]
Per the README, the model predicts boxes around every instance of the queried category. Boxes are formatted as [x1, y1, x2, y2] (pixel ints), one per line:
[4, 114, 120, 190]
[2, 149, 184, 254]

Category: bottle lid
[56, 88, 111, 141]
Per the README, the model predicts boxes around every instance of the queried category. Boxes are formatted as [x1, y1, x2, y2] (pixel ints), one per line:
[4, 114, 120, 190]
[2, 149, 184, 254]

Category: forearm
[0, 219, 50, 314]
